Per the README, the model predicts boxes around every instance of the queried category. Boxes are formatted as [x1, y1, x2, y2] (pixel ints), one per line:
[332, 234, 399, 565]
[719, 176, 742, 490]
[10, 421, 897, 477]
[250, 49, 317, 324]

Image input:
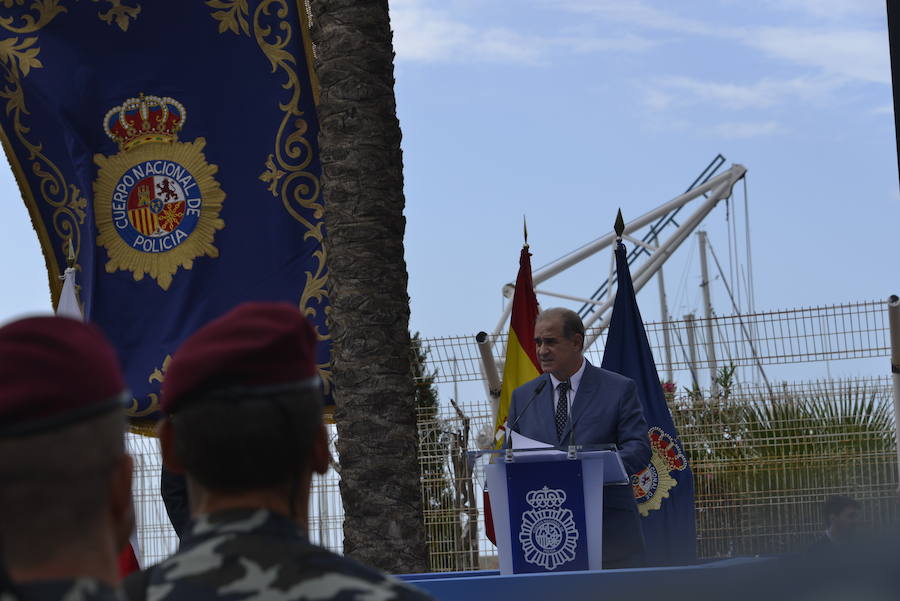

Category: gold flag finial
[66, 238, 75, 268]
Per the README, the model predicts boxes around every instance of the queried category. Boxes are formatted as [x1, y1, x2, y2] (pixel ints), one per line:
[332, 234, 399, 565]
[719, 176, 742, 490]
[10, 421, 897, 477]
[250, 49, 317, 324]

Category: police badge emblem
[93, 94, 225, 290]
[631, 426, 688, 516]
[518, 486, 579, 570]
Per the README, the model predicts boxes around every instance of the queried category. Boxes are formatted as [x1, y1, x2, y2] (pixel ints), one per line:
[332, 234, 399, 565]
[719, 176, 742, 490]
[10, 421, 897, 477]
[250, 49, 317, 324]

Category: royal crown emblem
[631, 426, 688, 516]
[93, 94, 225, 290]
[518, 486, 579, 570]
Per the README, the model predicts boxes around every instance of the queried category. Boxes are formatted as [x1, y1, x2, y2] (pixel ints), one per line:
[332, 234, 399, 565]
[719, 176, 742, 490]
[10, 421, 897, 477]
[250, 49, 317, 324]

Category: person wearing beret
[123, 302, 433, 601]
[0, 316, 135, 601]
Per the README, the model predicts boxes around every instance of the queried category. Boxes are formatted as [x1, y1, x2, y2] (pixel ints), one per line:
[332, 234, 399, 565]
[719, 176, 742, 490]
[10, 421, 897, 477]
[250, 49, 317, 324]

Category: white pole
[476, 331, 502, 422]
[531, 165, 746, 285]
[698, 231, 719, 396]
[491, 296, 514, 338]
[685, 313, 699, 392]
[887, 295, 900, 484]
[657, 264, 674, 383]
[582, 176, 737, 348]
[533, 289, 605, 305]
[493, 165, 747, 339]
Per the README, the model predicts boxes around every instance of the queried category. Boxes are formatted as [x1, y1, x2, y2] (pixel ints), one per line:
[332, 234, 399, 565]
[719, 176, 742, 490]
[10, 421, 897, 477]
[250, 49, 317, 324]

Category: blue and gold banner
[0, 1, 330, 425]
[602, 241, 696, 566]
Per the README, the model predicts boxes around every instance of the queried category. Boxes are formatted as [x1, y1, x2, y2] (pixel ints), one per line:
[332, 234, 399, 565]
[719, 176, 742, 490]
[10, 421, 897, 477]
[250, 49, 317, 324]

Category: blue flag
[0, 2, 330, 424]
[601, 240, 696, 565]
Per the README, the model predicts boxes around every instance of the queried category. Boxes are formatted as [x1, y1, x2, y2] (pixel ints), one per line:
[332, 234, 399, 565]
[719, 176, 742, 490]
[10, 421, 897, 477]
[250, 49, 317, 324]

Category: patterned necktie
[555, 381, 569, 440]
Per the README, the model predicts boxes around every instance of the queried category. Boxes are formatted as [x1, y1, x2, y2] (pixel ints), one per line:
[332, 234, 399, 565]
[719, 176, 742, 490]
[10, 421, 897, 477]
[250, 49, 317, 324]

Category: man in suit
[507, 307, 651, 569]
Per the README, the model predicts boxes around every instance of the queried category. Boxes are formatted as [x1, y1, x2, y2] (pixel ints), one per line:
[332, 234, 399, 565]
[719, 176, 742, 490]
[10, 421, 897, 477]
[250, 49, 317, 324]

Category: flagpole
[888, 294, 900, 484]
[56, 238, 83, 321]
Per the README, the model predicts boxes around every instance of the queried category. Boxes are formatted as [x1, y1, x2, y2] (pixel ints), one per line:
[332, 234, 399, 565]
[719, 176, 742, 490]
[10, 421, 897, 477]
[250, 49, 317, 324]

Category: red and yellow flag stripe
[494, 244, 541, 447]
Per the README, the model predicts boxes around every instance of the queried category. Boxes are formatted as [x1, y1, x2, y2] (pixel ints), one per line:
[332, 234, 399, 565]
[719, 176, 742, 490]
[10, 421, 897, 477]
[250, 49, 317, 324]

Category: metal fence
[129, 299, 898, 569]
[416, 376, 898, 567]
[419, 299, 891, 384]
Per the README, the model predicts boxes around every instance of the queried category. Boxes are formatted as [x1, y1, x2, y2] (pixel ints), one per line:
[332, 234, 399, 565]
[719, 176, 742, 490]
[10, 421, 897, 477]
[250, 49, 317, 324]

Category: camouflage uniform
[8, 579, 122, 601]
[127, 509, 433, 601]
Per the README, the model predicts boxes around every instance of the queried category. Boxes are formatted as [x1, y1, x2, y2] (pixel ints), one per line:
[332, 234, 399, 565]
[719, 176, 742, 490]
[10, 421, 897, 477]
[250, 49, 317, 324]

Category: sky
[1, 0, 898, 381]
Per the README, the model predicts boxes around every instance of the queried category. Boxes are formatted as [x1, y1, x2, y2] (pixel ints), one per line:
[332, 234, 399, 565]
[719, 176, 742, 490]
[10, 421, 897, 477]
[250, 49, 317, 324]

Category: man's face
[534, 316, 584, 380]
[831, 505, 861, 539]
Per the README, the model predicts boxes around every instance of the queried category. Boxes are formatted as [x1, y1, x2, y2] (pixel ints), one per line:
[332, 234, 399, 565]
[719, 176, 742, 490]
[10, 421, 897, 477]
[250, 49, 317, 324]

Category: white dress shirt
[549, 357, 587, 415]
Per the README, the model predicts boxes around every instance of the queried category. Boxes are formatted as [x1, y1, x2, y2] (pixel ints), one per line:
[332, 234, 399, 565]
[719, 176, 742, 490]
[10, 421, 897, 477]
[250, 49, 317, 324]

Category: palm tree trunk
[308, 0, 428, 573]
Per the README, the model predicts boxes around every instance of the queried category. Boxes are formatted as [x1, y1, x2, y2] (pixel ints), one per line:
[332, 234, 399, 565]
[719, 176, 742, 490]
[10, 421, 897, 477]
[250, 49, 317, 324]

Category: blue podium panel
[507, 460, 589, 573]
[485, 449, 619, 574]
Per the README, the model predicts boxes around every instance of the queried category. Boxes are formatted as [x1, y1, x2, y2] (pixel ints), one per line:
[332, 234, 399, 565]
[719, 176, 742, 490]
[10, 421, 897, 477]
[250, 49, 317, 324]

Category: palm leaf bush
[672, 378, 897, 558]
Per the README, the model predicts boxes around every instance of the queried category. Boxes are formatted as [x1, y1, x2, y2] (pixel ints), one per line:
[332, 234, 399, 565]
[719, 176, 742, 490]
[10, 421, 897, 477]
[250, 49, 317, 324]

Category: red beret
[0, 316, 126, 437]
[162, 302, 319, 414]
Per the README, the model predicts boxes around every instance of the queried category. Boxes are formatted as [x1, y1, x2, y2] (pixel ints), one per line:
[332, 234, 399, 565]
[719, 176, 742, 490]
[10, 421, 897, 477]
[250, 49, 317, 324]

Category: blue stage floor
[399, 558, 763, 601]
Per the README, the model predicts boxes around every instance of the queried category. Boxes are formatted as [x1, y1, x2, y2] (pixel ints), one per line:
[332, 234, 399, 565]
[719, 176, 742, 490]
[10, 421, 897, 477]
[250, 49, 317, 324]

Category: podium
[484, 445, 628, 574]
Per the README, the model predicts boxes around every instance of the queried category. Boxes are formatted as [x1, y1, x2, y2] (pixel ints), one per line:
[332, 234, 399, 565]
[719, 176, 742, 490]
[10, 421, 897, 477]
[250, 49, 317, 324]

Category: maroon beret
[0, 316, 126, 437]
[162, 302, 319, 414]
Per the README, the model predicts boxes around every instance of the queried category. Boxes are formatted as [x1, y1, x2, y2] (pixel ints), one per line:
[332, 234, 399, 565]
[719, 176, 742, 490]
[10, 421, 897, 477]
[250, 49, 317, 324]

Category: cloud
[707, 121, 782, 138]
[872, 104, 894, 115]
[556, 1, 889, 87]
[563, 33, 659, 53]
[645, 75, 843, 110]
[642, 88, 672, 111]
[389, 0, 655, 65]
[746, 27, 890, 85]
[554, 0, 710, 35]
[389, 1, 480, 63]
[760, 0, 885, 20]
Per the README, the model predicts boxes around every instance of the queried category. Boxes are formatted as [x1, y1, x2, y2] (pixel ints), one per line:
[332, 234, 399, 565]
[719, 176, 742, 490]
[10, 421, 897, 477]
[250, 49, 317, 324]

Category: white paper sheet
[510, 430, 553, 449]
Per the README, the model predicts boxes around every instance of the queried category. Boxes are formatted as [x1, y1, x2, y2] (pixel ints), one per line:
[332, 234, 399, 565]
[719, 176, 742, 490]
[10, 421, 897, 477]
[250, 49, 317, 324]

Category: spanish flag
[494, 244, 541, 447]
[485, 243, 541, 544]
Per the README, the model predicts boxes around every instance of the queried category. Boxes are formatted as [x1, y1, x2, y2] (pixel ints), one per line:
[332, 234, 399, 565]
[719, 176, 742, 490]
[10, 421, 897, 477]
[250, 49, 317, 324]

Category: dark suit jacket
[508, 361, 651, 568]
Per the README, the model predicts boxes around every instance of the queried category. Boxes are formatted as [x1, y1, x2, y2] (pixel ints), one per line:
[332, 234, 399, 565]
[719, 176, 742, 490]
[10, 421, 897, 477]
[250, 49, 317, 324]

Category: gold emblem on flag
[631, 427, 688, 516]
[93, 94, 225, 290]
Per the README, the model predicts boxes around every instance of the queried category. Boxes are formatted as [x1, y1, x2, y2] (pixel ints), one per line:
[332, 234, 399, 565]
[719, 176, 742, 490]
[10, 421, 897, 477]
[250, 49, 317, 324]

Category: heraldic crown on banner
[103, 94, 187, 151]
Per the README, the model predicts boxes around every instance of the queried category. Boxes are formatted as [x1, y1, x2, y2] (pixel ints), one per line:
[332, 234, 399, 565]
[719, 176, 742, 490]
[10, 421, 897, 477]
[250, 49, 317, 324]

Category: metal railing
[416, 300, 890, 384]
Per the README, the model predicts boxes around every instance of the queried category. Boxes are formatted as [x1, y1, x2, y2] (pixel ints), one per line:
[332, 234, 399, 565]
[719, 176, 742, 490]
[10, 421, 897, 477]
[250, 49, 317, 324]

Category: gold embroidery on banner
[0, 36, 41, 73]
[208, 0, 332, 394]
[126, 354, 171, 419]
[92, 0, 142, 32]
[207, 0, 249, 35]
[0, 1, 66, 34]
[0, 20, 87, 303]
[260, 153, 285, 195]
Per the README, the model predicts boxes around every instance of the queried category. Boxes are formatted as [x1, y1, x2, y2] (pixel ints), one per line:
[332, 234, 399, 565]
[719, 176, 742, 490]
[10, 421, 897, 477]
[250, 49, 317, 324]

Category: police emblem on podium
[507, 459, 588, 573]
[93, 94, 225, 290]
[518, 486, 580, 570]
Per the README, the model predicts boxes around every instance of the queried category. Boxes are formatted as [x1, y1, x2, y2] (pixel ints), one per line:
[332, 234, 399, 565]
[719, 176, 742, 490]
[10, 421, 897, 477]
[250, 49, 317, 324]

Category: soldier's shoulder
[134, 540, 433, 601]
[16, 579, 122, 601]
